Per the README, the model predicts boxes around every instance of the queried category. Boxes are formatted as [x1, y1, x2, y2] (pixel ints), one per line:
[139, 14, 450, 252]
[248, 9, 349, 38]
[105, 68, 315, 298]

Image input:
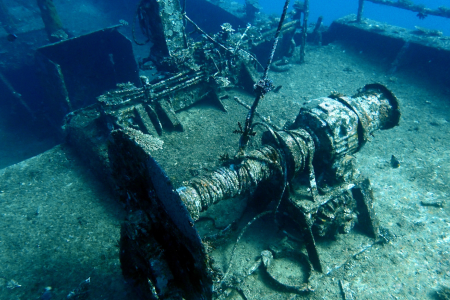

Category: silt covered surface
[0, 41, 449, 299]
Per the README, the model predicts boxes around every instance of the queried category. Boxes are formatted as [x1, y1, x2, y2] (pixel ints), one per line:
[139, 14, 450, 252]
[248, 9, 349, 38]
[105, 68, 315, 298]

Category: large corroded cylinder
[290, 83, 400, 164]
[292, 96, 360, 164]
[178, 145, 284, 221]
[178, 129, 317, 219]
[178, 84, 400, 218]
[113, 84, 400, 299]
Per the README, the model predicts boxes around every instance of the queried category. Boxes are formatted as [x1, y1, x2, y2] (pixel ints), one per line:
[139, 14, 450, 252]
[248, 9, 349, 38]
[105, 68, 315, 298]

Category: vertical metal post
[299, 0, 309, 64]
[239, 0, 291, 152]
[311, 16, 323, 45]
[36, 0, 68, 42]
[357, 0, 364, 22]
[182, 0, 188, 48]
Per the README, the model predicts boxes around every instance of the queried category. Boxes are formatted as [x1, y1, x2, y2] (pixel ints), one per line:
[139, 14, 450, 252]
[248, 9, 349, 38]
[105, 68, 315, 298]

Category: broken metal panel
[328, 15, 450, 77]
[36, 26, 139, 122]
[352, 178, 380, 239]
[108, 128, 213, 299]
[63, 104, 115, 187]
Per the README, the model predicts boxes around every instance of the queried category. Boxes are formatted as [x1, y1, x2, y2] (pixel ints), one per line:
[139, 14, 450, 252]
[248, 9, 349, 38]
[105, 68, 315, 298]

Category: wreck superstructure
[2, 0, 450, 299]
[62, 1, 403, 298]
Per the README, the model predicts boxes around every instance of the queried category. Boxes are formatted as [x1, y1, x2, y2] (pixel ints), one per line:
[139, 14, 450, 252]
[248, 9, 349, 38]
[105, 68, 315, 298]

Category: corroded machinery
[106, 83, 400, 299]
[61, 1, 403, 299]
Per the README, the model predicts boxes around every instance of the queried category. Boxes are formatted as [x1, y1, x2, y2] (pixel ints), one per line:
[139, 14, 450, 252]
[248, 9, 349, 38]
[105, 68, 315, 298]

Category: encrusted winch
[59, 1, 401, 298]
[108, 83, 400, 299]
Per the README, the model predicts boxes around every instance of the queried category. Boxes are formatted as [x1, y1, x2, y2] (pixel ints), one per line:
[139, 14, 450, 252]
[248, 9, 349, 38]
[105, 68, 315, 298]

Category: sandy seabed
[0, 42, 449, 299]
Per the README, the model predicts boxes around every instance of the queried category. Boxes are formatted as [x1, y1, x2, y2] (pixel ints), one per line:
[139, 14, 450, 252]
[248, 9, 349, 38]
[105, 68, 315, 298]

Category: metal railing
[357, 0, 450, 22]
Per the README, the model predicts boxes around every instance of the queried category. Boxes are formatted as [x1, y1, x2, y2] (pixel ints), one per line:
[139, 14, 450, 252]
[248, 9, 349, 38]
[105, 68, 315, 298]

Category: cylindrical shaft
[36, 0, 67, 42]
[357, 0, 365, 22]
[179, 85, 400, 221]
[178, 145, 283, 220]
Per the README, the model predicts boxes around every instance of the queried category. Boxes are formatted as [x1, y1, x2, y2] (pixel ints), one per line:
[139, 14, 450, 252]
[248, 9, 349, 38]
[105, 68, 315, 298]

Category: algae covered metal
[102, 83, 400, 299]
[60, 1, 403, 299]
[36, 26, 140, 125]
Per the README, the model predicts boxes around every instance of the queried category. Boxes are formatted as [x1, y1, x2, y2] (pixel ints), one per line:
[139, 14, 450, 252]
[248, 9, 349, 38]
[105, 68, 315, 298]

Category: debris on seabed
[41, 286, 53, 300]
[420, 200, 445, 208]
[390, 155, 400, 168]
[67, 277, 90, 300]
[6, 279, 21, 289]
[339, 279, 354, 300]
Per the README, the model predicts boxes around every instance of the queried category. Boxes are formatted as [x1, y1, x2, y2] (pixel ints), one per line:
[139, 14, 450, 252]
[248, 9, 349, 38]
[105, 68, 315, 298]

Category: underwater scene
[0, 0, 450, 299]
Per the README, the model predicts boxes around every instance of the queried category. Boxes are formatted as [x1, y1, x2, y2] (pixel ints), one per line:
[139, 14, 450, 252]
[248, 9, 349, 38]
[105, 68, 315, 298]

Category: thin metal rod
[220, 211, 272, 284]
[251, 20, 298, 48]
[0, 71, 35, 119]
[239, 0, 291, 153]
[181, 0, 188, 47]
[184, 14, 231, 53]
[233, 96, 282, 130]
[262, 0, 291, 80]
[183, 13, 263, 70]
[299, 0, 309, 64]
